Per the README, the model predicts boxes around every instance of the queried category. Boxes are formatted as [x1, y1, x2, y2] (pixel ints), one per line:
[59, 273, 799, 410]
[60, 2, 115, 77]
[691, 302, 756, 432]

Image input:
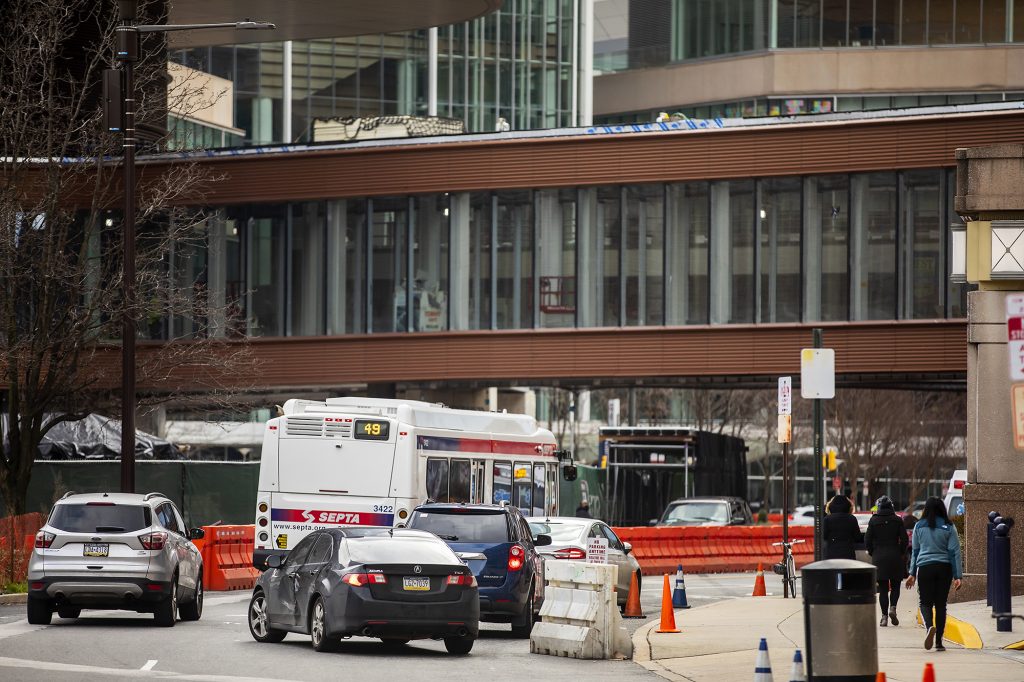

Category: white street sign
[1007, 294, 1024, 382]
[607, 398, 620, 426]
[778, 376, 792, 415]
[800, 349, 835, 399]
[586, 537, 608, 564]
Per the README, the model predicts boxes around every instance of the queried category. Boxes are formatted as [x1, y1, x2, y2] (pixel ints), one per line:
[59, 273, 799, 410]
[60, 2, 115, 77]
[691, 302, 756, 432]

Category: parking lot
[0, 572, 764, 681]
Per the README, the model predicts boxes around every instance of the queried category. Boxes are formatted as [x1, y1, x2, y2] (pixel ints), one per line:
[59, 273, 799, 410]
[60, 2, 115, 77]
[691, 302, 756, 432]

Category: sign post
[778, 376, 792, 597]
[801, 331, 835, 562]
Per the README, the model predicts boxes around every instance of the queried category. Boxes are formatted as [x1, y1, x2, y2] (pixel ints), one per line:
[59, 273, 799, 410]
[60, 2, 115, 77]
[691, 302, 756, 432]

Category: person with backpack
[865, 496, 909, 626]
[906, 497, 963, 651]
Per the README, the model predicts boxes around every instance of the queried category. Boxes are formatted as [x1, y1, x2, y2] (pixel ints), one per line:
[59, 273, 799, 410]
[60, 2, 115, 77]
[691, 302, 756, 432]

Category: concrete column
[956, 143, 1024, 598]
[709, 182, 731, 325]
[326, 200, 348, 335]
[282, 41, 293, 143]
[449, 193, 471, 330]
[428, 28, 438, 116]
[803, 177, 823, 321]
[577, 188, 597, 327]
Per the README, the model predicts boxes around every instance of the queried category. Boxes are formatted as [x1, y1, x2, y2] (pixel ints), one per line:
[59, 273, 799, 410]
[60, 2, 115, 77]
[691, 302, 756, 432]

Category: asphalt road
[0, 571, 768, 681]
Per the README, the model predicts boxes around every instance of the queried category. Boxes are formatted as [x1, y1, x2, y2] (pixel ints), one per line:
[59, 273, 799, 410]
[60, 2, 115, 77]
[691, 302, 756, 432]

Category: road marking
[0, 619, 46, 641]
[142, 660, 158, 671]
[203, 594, 250, 607]
[0, 655, 303, 680]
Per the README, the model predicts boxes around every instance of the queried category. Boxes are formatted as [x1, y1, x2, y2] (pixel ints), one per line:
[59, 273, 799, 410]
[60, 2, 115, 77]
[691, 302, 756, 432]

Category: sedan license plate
[83, 543, 109, 557]
[402, 577, 430, 591]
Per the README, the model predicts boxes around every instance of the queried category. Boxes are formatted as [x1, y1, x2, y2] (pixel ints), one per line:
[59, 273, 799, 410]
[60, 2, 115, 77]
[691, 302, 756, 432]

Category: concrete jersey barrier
[530, 560, 633, 660]
[613, 525, 815, 575]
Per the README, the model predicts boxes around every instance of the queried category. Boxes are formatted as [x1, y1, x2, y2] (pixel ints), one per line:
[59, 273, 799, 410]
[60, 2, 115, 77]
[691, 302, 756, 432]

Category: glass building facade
[596, 0, 1024, 72]
[151, 167, 968, 342]
[173, 1, 577, 146]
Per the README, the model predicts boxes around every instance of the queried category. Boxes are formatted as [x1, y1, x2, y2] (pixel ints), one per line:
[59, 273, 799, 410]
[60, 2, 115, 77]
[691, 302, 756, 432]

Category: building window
[413, 194, 450, 332]
[325, 199, 366, 335]
[710, 180, 756, 324]
[851, 172, 898, 320]
[578, 186, 622, 327]
[666, 181, 710, 325]
[624, 184, 665, 326]
[495, 190, 534, 329]
[536, 188, 577, 328]
[369, 197, 409, 333]
[804, 175, 850, 322]
[901, 170, 943, 319]
[758, 177, 802, 323]
[289, 202, 326, 336]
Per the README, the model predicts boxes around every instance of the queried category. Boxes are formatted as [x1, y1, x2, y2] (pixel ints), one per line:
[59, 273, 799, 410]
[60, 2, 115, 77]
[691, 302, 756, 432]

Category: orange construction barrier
[623, 570, 646, 618]
[876, 673, 887, 682]
[655, 574, 680, 633]
[201, 525, 260, 592]
[752, 562, 767, 596]
[921, 663, 935, 682]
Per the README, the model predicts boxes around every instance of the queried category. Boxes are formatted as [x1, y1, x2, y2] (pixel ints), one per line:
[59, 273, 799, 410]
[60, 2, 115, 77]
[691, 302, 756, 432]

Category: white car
[789, 505, 816, 526]
[943, 469, 967, 517]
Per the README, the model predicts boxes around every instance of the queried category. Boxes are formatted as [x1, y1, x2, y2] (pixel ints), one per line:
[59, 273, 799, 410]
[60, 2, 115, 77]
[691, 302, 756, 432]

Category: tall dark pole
[116, 5, 139, 494]
[812, 327, 824, 561]
[782, 439, 790, 596]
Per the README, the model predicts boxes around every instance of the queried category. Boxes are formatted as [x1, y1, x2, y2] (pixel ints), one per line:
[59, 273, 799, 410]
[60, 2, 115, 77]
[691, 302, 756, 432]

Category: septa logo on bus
[271, 508, 395, 526]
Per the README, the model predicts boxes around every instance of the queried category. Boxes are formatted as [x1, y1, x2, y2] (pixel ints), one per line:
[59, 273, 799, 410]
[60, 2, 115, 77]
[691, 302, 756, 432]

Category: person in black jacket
[865, 496, 909, 627]
[823, 494, 862, 560]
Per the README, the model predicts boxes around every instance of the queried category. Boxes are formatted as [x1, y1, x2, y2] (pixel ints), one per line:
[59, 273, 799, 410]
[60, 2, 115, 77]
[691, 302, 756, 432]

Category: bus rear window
[409, 511, 509, 543]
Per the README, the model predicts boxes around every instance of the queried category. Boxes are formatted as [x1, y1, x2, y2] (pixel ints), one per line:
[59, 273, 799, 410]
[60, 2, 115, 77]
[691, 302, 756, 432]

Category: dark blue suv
[408, 503, 550, 638]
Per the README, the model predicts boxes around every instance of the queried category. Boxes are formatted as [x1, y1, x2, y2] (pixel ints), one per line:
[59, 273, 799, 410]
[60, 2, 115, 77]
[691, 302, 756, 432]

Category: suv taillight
[552, 547, 586, 560]
[343, 572, 387, 587]
[508, 544, 525, 571]
[139, 531, 167, 550]
[35, 531, 55, 549]
[446, 574, 477, 586]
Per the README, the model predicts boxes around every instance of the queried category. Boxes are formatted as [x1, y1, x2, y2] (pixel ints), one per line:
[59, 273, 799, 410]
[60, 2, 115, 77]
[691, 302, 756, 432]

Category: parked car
[943, 469, 967, 517]
[903, 500, 927, 517]
[789, 505, 816, 526]
[654, 497, 754, 526]
[248, 527, 479, 654]
[407, 502, 548, 638]
[27, 491, 205, 626]
[527, 517, 641, 608]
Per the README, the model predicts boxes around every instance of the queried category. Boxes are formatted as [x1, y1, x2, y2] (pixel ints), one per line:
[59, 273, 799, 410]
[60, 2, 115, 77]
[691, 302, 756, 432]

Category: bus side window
[546, 465, 558, 514]
[449, 459, 471, 503]
[492, 462, 512, 504]
[471, 460, 486, 503]
[426, 458, 450, 502]
[513, 462, 532, 512]
[533, 464, 546, 517]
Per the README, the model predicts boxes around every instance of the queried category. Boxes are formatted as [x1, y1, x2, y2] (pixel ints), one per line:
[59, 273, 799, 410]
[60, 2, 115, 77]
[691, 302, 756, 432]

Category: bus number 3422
[373, 505, 394, 513]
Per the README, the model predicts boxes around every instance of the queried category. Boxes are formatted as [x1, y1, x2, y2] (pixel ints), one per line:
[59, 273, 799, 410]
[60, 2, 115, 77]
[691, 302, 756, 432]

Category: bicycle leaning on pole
[772, 539, 805, 598]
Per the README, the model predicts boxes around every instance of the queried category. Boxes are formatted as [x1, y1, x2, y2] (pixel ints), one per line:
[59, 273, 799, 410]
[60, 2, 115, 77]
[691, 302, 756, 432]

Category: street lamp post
[105, 1, 274, 493]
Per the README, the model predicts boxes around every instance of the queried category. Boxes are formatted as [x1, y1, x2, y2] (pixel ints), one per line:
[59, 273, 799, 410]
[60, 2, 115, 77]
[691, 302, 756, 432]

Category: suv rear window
[410, 510, 509, 543]
[49, 503, 151, 533]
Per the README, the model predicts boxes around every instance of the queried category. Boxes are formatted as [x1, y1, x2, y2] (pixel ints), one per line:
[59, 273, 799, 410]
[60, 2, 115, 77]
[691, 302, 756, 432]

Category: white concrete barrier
[530, 560, 633, 660]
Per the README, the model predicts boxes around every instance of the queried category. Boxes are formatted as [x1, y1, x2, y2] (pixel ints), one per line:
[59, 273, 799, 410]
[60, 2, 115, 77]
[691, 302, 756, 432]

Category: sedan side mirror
[623, 542, 632, 555]
[534, 533, 552, 547]
[266, 554, 283, 569]
[189, 528, 205, 540]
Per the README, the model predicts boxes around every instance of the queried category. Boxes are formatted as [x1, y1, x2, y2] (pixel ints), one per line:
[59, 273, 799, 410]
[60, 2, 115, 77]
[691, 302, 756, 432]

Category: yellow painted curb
[915, 608, 983, 649]
[1005, 640, 1024, 651]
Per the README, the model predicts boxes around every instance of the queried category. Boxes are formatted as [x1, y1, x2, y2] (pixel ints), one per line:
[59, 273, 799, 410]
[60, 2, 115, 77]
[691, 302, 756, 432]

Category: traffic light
[822, 446, 838, 471]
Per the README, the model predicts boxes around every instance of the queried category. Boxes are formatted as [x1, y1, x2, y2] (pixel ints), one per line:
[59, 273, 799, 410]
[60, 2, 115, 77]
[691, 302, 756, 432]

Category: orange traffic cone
[876, 673, 887, 682]
[655, 574, 680, 633]
[752, 563, 767, 597]
[623, 570, 646, 618]
[921, 662, 935, 682]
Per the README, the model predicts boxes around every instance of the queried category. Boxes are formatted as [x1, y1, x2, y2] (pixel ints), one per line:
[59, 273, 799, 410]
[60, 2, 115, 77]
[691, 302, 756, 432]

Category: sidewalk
[633, 592, 1024, 682]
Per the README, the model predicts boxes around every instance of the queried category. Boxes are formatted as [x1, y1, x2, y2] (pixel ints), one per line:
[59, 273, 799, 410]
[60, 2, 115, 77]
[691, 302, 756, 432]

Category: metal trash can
[801, 559, 878, 682]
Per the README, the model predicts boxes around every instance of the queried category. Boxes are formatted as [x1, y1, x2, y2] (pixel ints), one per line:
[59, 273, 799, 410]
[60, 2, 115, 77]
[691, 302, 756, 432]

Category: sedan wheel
[248, 592, 285, 643]
[310, 597, 337, 652]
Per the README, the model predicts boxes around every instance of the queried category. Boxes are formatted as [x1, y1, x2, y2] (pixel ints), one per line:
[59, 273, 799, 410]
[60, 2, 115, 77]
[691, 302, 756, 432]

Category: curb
[914, 608, 983, 649]
[0, 593, 27, 605]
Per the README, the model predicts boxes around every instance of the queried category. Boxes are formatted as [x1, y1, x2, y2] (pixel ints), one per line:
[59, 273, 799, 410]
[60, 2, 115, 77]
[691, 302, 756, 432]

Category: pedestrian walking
[575, 498, 592, 518]
[906, 497, 962, 652]
[865, 496, 909, 626]
[822, 494, 862, 560]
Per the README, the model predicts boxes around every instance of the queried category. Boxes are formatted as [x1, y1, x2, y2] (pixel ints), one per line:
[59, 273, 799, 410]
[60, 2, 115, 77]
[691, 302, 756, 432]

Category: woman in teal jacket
[905, 497, 962, 651]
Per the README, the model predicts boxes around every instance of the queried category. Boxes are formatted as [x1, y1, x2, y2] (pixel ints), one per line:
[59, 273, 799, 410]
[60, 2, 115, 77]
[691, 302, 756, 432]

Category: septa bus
[253, 396, 568, 568]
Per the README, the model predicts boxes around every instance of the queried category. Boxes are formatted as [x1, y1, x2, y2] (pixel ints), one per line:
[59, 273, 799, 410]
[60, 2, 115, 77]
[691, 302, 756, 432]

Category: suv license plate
[83, 543, 109, 557]
[403, 577, 430, 591]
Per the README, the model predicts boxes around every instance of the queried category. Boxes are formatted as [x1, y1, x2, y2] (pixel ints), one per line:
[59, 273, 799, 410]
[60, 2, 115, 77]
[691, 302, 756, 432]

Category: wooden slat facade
[143, 108, 1024, 205]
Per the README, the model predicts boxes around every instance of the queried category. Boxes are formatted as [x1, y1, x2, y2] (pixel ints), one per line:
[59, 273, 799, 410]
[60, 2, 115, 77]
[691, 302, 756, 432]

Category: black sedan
[247, 527, 479, 654]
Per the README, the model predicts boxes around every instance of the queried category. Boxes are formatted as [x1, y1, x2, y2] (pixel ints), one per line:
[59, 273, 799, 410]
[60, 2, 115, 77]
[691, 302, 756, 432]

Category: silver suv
[27, 492, 205, 626]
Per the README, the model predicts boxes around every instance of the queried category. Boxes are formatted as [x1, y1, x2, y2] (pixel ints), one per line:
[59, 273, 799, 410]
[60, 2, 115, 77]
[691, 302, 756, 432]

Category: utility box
[801, 559, 878, 682]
